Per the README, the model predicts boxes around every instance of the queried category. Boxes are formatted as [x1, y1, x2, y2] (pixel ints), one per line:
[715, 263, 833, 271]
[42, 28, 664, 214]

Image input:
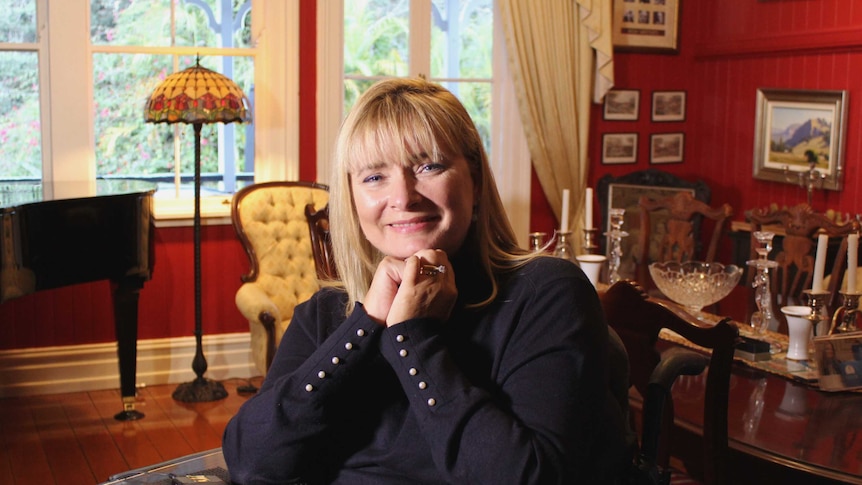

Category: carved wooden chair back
[601, 279, 739, 485]
[636, 191, 733, 287]
[305, 202, 338, 280]
[745, 203, 858, 333]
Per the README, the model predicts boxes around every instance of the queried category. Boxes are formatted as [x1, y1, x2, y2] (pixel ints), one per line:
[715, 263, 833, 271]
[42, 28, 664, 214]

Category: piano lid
[0, 179, 157, 209]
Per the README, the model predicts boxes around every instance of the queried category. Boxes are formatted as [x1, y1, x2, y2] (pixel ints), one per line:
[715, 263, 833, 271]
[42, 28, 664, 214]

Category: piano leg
[112, 276, 145, 421]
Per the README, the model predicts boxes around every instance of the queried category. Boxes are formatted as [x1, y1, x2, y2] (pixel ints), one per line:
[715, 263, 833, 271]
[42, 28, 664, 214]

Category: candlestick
[812, 233, 828, 292]
[585, 187, 593, 229]
[561, 189, 570, 233]
[848, 233, 858, 292]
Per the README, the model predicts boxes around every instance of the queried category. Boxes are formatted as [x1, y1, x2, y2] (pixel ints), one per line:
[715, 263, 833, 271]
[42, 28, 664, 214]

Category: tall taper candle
[848, 233, 858, 292]
[561, 189, 570, 233]
[812, 233, 828, 292]
[585, 187, 594, 230]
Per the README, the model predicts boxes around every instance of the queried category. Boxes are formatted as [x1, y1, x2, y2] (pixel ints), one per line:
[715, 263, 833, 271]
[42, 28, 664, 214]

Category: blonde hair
[330, 78, 537, 314]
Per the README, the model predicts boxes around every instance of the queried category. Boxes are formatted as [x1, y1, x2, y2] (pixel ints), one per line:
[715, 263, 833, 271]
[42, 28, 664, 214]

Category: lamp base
[172, 377, 228, 403]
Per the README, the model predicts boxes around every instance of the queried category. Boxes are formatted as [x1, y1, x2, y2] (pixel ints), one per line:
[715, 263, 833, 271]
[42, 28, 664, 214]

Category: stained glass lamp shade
[144, 60, 251, 403]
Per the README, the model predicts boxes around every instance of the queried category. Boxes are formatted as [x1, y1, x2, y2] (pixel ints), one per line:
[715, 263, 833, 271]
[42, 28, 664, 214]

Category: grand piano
[0, 179, 157, 420]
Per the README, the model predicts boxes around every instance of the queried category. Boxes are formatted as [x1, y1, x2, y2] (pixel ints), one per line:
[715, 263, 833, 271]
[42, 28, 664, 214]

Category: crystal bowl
[649, 261, 743, 317]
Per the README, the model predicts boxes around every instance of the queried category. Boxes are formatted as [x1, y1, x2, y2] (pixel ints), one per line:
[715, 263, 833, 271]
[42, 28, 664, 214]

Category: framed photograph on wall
[602, 133, 638, 164]
[650, 132, 684, 164]
[651, 90, 686, 122]
[752, 88, 847, 191]
[612, 0, 680, 53]
[603, 89, 640, 121]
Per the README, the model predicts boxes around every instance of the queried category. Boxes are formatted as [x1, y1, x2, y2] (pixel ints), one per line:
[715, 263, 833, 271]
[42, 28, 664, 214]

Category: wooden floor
[0, 377, 262, 485]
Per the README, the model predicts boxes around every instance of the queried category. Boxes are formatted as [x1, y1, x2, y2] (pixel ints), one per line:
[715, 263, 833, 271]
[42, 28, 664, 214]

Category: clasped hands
[364, 249, 458, 327]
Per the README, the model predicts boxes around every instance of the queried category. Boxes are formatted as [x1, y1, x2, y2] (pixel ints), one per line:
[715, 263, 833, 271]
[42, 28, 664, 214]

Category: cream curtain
[499, 0, 613, 239]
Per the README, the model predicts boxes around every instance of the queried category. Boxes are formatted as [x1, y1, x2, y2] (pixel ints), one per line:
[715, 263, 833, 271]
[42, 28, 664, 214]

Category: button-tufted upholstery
[232, 181, 330, 376]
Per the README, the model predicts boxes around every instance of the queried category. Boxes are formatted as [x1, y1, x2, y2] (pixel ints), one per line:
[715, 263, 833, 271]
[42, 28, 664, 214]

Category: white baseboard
[0, 332, 260, 398]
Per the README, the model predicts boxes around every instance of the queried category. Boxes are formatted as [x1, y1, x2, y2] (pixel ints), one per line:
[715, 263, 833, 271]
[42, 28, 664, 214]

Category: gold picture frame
[612, 0, 680, 53]
[752, 88, 847, 191]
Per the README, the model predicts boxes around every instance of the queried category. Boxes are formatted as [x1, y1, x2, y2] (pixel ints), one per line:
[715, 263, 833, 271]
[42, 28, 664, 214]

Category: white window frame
[316, 0, 531, 245]
[33, 0, 300, 223]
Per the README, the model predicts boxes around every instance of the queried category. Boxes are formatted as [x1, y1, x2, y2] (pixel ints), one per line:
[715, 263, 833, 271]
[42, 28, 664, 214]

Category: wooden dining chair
[745, 203, 859, 333]
[601, 279, 739, 485]
[305, 202, 338, 280]
[635, 191, 733, 287]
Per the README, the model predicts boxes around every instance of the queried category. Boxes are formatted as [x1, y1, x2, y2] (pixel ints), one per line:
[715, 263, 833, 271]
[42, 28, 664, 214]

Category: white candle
[585, 187, 594, 230]
[561, 189, 570, 233]
[812, 233, 829, 292]
[848, 234, 858, 292]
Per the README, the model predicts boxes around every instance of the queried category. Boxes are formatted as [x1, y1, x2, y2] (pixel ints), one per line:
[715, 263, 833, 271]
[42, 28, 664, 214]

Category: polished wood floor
[0, 377, 262, 485]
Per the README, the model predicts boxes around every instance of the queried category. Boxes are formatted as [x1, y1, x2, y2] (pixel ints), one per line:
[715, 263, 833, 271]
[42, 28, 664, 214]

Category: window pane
[93, 54, 254, 196]
[0, 51, 41, 179]
[91, 0, 253, 48]
[1, 0, 37, 43]
[431, 0, 493, 79]
[439, 80, 491, 153]
[344, 0, 410, 78]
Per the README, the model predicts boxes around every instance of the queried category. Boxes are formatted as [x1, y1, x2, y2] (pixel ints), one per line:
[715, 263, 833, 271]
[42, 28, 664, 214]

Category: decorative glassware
[747, 231, 779, 336]
[552, 231, 575, 262]
[648, 261, 743, 321]
[529, 232, 548, 253]
[604, 208, 629, 284]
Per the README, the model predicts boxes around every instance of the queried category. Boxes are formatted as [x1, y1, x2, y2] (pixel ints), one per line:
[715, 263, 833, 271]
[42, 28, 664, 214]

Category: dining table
[648, 306, 862, 484]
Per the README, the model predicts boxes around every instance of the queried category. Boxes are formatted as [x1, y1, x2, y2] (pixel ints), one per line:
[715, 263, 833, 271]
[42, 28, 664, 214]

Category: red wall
[588, 0, 862, 239]
[5, 1, 862, 350]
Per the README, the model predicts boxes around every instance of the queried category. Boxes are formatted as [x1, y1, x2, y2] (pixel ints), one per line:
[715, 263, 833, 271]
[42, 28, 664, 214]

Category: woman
[223, 78, 627, 484]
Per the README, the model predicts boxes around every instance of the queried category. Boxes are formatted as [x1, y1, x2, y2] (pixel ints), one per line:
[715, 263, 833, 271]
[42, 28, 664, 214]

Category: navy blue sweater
[223, 257, 627, 484]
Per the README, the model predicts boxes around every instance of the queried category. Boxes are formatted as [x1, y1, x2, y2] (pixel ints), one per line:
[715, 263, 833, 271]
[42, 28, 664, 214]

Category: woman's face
[350, 153, 476, 259]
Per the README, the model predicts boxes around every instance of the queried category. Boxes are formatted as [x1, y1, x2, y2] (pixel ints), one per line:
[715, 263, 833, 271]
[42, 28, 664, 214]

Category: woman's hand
[363, 249, 457, 327]
[387, 249, 457, 327]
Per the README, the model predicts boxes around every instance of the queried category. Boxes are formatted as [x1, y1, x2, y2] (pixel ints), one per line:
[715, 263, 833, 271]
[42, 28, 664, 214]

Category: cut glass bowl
[649, 261, 743, 320]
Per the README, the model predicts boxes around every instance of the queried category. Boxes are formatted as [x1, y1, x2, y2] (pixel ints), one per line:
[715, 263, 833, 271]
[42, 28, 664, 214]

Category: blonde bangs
[343, 96, 458, 174]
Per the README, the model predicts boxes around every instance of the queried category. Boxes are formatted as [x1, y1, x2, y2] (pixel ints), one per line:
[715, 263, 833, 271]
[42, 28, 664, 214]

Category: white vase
[781, 305, 813, 361]
[576, 254, 607, 288]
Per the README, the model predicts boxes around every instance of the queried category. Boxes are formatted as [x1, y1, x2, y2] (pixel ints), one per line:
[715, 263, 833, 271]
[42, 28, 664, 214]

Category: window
[0, 0, 42, 180]
[0, 1, 298, 220]
[90, 0, 254, 198]
[317, 0, 531, 240]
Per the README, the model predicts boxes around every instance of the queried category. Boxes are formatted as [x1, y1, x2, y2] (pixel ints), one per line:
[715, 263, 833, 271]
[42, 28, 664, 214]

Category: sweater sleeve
[222, 289, 384, 485]
[378, 260, 624, 484]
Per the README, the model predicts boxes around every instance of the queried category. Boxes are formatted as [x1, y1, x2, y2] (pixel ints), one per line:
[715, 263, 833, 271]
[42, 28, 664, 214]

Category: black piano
[0, 179, 156, 420]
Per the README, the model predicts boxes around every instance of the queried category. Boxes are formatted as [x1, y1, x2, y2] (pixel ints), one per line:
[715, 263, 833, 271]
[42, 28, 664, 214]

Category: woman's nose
[388, 171, 421, 209]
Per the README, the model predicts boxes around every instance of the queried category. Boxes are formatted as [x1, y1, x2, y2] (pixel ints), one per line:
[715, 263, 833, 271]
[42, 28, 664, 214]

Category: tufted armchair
[231, 181, 330, 376]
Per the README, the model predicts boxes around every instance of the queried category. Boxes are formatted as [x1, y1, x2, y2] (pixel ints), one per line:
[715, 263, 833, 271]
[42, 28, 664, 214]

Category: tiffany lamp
[144, 58, 251, 402]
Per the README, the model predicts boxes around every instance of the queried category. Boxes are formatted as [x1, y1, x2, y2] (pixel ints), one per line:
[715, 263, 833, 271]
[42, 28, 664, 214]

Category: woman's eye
[418, 163, 444, 174]
[362, 173, 383, 183]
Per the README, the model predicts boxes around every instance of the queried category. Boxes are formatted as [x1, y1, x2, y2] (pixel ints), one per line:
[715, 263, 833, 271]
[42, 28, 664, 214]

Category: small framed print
[602, 133, 638, 165]
[603, 89, 640, 121]
[613, 0, 680, 53]
[650, 132, 684, 164]
[651, 90, 686, 122]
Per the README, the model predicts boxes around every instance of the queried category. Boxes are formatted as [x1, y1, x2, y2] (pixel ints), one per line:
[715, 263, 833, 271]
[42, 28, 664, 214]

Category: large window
[318, 0, 531, 241]
[90, 0, 254, 197]
[0, 0, 42, 180]
[0, 1, 298, 219]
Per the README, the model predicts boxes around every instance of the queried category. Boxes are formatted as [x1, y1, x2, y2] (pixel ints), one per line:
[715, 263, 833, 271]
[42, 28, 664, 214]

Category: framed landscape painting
[602, 133, 638, 164]
[752, 88, 847, 191]
[604, 89, 640, 121]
